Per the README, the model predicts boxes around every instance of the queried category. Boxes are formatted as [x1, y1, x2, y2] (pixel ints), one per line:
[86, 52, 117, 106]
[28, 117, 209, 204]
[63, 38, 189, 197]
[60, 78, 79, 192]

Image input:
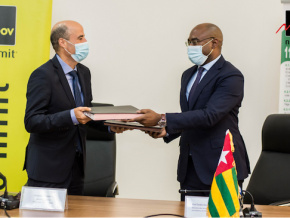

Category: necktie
[69, 70, 83, 153]
[188, 66, 204, 107]
[69, 70, 83, 107]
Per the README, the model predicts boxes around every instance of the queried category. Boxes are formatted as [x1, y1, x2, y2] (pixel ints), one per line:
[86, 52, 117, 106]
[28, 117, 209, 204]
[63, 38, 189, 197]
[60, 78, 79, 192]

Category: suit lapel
[188, 55, 225, 109]
[51, 55, 76, 107]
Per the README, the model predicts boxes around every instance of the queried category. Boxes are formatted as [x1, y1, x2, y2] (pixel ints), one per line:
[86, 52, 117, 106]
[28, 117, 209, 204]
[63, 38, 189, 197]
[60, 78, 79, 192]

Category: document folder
[104, 120, 163, 133]
[84, 105, 142, 121]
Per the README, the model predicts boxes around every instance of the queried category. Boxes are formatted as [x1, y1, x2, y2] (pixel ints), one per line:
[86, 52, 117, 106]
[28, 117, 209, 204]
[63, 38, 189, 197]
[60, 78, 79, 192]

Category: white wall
[51, 0, 283, 201]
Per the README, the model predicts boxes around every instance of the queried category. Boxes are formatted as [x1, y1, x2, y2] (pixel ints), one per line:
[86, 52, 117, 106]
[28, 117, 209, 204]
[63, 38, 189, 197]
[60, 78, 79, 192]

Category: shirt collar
[56, 54, 77, 75]
[201, 54, 221, 72]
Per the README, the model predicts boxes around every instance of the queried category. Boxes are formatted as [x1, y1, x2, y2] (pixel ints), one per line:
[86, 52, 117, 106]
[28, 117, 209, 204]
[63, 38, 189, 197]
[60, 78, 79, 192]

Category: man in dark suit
[23, 20, 121, 195]
[133, 23, 250, 200]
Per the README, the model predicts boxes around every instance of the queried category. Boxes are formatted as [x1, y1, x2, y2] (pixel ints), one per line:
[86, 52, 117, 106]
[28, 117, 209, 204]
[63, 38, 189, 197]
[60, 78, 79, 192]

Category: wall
[51, 0, 283, 200]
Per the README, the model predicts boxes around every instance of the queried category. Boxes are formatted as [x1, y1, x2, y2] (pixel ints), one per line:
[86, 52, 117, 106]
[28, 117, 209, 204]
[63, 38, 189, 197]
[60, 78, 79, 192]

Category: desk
[1, 195, 290, 217]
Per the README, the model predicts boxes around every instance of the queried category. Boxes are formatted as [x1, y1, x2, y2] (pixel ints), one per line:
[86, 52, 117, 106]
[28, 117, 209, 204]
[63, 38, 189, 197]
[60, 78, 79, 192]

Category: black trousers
[180, 157, 243, 201]
[28, 152, 84, 195]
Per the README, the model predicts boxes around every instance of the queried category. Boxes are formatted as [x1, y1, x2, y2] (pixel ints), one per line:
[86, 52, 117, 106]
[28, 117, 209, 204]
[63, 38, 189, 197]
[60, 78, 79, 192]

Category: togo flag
[207, 130, 240, 218]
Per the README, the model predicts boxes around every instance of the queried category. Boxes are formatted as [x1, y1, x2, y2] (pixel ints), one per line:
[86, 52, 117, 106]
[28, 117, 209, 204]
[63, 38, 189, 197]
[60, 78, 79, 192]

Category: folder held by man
[104, 120, 163, 133]
[83, 105, 142, 121]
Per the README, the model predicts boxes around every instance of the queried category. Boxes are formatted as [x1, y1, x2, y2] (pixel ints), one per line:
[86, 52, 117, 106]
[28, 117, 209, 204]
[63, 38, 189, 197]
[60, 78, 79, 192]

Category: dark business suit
[23, 55, 108, 190]
[165, 55, 250, 190]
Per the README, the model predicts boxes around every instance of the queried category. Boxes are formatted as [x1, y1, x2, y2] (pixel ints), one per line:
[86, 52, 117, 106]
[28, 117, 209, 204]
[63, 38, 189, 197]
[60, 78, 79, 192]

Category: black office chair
[83, 103, 119, 197]
[244, 114, 290, 205]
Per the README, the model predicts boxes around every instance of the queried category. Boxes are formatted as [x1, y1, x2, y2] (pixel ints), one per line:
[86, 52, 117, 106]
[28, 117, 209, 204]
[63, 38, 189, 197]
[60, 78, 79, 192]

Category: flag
[207, 130, 240, 217]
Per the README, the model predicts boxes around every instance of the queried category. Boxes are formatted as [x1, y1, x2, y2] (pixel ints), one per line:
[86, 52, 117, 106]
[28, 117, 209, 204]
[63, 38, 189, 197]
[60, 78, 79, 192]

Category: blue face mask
[64, 39, 89, 62]
[187, 38, 213, 66]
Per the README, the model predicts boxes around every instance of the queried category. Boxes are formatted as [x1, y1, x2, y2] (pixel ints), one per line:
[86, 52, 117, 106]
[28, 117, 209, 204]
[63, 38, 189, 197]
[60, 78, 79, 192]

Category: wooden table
[1, 195, 290, 217]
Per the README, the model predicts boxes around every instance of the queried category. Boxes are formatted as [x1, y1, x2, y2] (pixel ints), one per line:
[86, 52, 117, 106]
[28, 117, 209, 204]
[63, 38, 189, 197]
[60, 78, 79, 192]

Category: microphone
[179, 189, 210, 194]
[242, 190, 262, 217]
[0, 172, 20, 212]
[0, 172, 8, 199]
[179, 188, 262, 217]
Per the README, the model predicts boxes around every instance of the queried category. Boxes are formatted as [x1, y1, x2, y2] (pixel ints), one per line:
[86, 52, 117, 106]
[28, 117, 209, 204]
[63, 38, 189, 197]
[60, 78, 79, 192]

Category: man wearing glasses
[133, 23, 250, 201]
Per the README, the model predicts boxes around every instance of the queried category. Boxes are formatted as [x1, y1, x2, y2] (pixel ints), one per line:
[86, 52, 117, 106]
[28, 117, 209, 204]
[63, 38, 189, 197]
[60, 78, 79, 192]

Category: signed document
[104, 120, 163, 133]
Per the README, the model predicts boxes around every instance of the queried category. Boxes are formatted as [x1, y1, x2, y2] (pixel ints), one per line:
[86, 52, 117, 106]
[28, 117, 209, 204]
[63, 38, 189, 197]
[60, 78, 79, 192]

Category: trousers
[28, 152, 84, 195]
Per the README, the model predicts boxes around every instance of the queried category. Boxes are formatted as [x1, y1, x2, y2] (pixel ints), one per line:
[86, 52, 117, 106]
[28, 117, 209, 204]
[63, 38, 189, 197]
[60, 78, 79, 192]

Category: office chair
[244, 114, 290, 205]
[83, 103, 119, 197]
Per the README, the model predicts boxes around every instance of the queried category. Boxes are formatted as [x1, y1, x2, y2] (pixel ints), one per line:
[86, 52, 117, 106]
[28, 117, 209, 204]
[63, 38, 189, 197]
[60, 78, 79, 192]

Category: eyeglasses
[185, 37, 215, 46]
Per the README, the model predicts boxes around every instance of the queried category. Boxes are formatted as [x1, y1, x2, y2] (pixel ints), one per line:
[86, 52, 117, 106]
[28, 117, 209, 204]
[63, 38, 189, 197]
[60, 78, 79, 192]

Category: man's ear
[58, 38, 66, 48]
[212, 38, 219, 49]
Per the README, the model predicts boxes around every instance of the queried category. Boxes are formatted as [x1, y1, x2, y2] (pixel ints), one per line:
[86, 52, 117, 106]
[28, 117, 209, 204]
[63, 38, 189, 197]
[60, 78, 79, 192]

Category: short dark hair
[50, 24, 70, 52]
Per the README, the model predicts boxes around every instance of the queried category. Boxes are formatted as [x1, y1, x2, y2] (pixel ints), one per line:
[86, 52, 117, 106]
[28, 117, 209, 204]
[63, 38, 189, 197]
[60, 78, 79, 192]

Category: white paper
[20, 186, 67, 212]
[184, 196, 209, 218]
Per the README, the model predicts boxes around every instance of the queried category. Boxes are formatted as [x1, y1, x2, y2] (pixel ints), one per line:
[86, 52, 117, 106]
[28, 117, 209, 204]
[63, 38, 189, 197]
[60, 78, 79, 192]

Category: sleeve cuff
[70, 109, 79, 125]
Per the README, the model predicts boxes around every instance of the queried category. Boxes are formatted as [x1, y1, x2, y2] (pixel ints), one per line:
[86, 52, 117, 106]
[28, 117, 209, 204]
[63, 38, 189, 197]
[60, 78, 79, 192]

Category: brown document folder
[104, 120, 163, 133]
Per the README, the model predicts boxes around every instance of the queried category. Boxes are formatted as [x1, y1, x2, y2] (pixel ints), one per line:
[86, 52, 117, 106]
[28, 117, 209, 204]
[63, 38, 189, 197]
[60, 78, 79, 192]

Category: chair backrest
[245, 114, 290, 205]
[83, 103, 118, 197]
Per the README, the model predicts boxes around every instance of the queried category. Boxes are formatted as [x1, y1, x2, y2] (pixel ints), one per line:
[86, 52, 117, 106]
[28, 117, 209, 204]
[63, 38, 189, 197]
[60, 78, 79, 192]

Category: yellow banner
[0, 0, 52, 192]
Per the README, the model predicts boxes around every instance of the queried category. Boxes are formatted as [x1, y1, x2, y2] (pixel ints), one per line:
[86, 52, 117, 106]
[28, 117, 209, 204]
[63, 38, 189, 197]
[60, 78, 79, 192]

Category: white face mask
[187, 38, 213, 66]
[63, 39, 89, 62]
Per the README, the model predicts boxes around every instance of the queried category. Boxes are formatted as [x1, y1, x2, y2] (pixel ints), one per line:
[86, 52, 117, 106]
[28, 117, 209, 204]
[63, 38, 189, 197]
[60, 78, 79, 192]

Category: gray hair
[50, 23, 70, 52]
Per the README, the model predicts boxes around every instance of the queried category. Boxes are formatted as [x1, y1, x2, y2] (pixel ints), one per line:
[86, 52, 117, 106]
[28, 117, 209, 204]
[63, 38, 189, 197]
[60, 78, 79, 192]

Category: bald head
[190, 23, 223, 49]
[187, 23, 223, 65]
[50, 20, 83, 52]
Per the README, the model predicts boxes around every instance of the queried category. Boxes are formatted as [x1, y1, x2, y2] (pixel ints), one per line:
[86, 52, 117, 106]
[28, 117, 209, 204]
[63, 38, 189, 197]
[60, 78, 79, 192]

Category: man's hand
[133, 109, 161, 127]
[74, 107, 92, 124]
[110, 126, 131, 133]
[144, 128, 167, 139]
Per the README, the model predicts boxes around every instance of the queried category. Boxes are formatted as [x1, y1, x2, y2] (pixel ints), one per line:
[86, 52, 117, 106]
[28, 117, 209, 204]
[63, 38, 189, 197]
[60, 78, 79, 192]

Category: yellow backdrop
[0, 0, 52, 192]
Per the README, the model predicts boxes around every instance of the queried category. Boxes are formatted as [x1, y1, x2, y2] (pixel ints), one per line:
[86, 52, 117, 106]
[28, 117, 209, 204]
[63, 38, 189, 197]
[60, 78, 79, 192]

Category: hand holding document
[74, 107, 92, 124]
[110, 125, 132, 133]
[131, 109, 162, 126]
[144, 128, 167, 139]
[130, 108, 167, 138]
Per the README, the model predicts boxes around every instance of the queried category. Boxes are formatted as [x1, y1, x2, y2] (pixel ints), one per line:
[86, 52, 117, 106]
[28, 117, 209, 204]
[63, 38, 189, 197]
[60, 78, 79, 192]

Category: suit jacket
[164, 55, 250, 185]
[23, 55, 108, 183]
